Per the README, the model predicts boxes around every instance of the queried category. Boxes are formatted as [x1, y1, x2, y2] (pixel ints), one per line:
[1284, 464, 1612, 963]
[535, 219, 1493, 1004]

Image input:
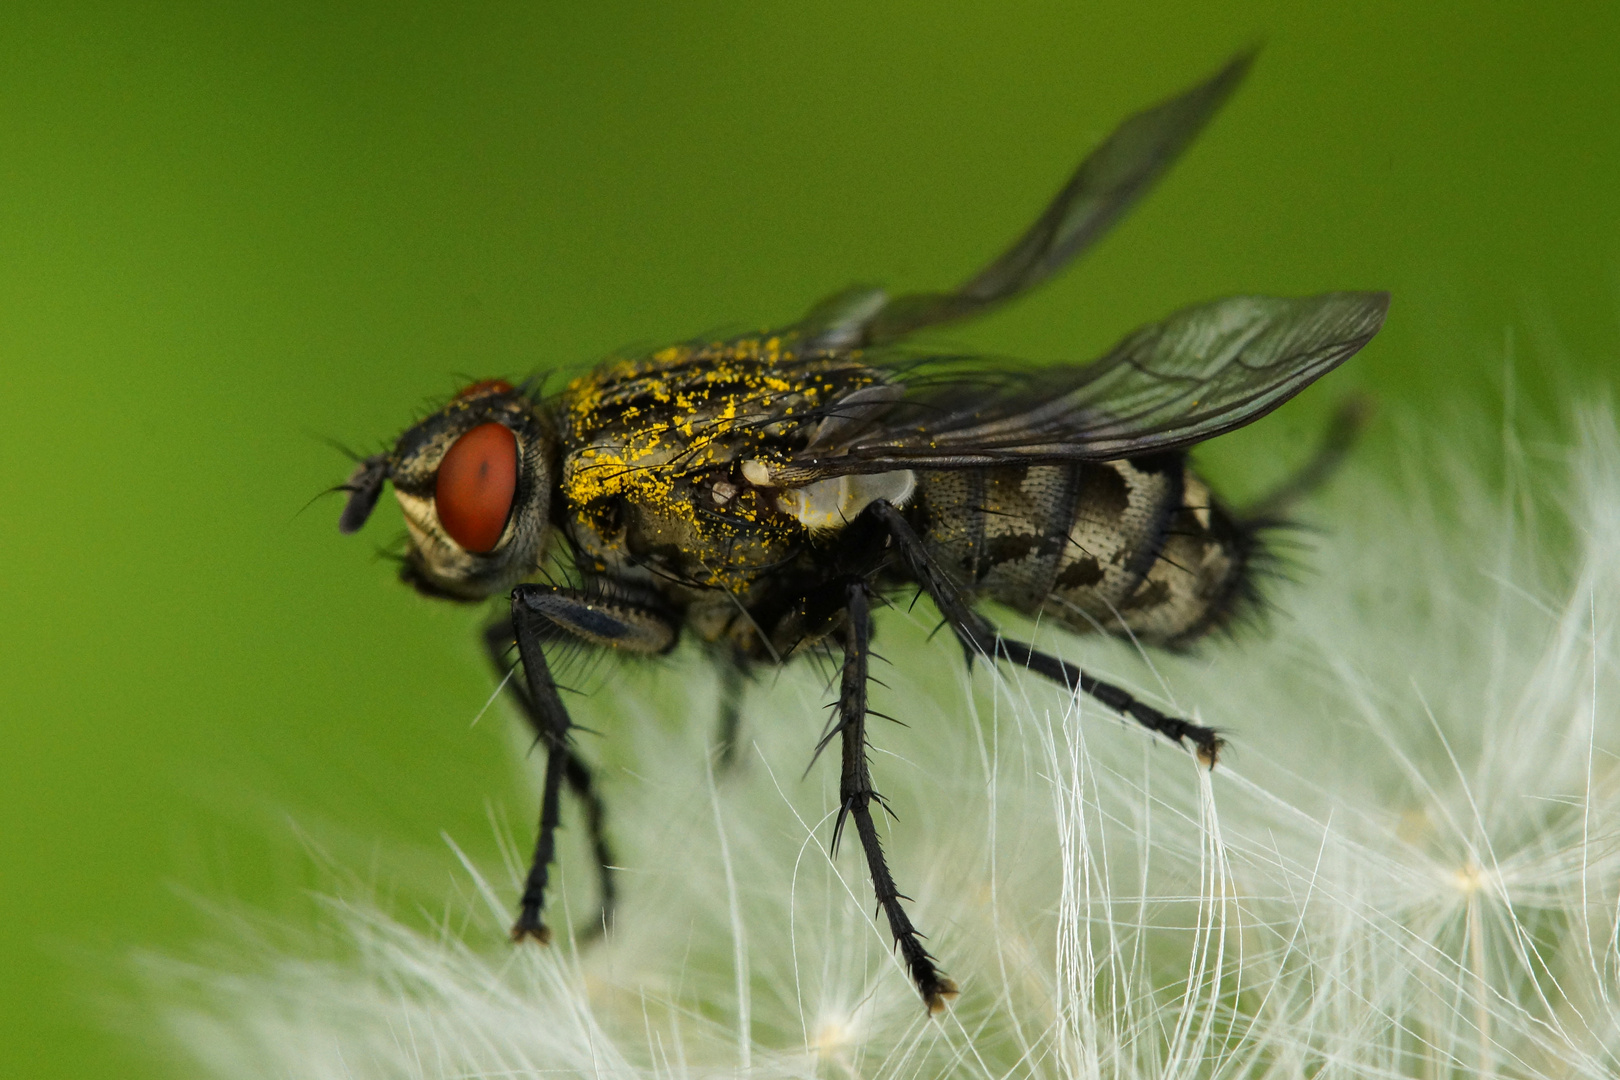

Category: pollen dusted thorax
[555, 337, 894, 644]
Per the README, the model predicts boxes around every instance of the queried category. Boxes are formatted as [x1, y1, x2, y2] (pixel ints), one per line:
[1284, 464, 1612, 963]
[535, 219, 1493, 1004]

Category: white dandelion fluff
[144, 403, 1620, 1079]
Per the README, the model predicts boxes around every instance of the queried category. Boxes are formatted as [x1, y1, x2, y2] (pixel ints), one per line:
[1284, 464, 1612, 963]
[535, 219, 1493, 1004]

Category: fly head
[338, 379, 557, 601]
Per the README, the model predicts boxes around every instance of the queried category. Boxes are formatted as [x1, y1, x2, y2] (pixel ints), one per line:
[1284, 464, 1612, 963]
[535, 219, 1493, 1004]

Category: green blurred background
[2, 2, 1616, 1075]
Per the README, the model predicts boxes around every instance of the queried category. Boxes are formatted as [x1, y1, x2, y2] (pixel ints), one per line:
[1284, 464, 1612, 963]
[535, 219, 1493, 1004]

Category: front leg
[483, 618, 622, 940]
[504, 585, 678, 943]
[836, 580, 959, 1013]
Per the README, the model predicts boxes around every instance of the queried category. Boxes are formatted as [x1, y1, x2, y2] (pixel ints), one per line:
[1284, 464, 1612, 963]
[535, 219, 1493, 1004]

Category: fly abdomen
[1106, 473, 1257, 647]
[916, 457, 1254, 649]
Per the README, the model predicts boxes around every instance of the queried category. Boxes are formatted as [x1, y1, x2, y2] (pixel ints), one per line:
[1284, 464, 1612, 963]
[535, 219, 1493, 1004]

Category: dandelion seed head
[140, 402, 1620, 1079]
[1450, 859, 1490, 897]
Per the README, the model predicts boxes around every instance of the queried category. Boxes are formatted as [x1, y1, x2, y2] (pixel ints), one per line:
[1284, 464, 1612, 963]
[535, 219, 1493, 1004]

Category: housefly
[338, 50, 1388, 1012]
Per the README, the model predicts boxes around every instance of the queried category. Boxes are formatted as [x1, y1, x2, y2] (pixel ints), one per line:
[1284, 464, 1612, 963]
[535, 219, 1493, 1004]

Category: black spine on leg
[868, 500, 1222, 764]
[837, 581, 959, 1014]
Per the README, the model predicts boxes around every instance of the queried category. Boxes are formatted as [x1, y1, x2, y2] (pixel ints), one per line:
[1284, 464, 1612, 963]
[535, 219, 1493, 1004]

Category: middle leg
[835, 579, 959, 1013]
[712, 658, 749, 771]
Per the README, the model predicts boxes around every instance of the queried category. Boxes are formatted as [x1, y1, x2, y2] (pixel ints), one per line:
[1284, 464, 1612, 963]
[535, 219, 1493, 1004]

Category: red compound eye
[435, 422, 518, 553]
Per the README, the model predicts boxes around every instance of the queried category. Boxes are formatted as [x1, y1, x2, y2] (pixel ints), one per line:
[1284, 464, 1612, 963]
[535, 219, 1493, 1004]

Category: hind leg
[867, 499, 1223, 764]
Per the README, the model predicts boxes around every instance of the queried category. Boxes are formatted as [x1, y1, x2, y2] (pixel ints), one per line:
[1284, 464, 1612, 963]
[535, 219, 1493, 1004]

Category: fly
[337, 50, 1388, 1013]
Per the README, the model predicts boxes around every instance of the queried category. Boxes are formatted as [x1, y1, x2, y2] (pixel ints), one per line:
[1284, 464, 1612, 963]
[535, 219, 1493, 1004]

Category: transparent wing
[775, 291, 1390, 482]
[799, 50, 1255, 350]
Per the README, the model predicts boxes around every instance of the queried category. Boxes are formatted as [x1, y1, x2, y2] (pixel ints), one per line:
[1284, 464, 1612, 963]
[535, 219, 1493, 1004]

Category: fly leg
[482, 618, 619, 939]
[868, 500, 1223, 765]
[500, 586, 678, 943]
[713, 659, 749, 770]
[834, 580, 959, 1013]
[504, 600, 571, 944]
[1240, 394, 1373, 520]
[988, 639, 1223, 765]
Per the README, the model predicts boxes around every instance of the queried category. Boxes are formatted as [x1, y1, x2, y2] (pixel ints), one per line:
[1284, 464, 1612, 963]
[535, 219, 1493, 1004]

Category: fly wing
[798, 50, 1255, 350]
[773, 291, 1390, 483]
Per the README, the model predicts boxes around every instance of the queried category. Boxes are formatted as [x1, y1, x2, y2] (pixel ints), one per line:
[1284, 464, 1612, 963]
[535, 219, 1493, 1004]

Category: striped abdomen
[915, 458, 1255, 649]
